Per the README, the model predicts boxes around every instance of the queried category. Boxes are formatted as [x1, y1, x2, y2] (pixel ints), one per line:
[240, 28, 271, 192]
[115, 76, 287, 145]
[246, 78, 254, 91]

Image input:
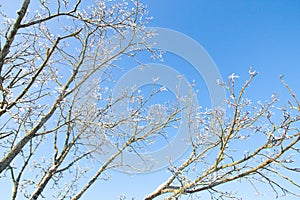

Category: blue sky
[146, 0, 300, 95]
[88, 1, 300, 199]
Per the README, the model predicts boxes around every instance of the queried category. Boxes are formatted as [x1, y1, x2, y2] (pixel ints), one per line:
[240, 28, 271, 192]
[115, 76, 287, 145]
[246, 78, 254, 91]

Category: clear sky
[1, 1, 300, 200]
[86, 1, 300, 199]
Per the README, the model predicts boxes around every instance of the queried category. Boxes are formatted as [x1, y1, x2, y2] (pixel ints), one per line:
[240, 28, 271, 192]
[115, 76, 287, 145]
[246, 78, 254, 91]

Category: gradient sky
[1, 1, 300, 200]
[87, 1, 300, 199]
